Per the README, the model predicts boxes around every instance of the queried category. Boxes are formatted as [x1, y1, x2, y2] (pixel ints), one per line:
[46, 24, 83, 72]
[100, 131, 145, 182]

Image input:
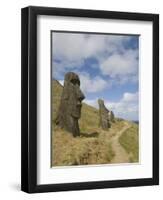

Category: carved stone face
[56, 72, 85, 137]
[64, 72, 85, 119]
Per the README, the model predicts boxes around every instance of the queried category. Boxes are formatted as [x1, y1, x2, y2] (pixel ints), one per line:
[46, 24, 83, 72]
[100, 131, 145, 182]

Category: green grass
[119, 124, 139, 162]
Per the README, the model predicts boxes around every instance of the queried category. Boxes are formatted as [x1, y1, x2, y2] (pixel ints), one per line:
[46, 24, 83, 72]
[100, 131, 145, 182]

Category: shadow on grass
[80, 131, 99, 138]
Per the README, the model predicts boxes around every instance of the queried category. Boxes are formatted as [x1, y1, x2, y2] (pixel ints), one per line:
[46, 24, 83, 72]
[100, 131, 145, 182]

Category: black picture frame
[21, 6, 159, 193]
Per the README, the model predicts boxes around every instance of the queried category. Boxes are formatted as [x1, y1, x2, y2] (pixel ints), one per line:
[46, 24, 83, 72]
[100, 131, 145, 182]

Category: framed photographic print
[21, 6, 159, 193]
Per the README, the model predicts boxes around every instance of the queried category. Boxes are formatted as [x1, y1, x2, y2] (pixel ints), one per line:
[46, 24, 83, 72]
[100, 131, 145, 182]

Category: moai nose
[78, 89, 85, 101]
[75, 85, 85, 101]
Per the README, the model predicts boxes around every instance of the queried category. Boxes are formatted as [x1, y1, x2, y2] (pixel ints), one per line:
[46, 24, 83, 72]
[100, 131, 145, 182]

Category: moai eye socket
[71, 79, 80, 86]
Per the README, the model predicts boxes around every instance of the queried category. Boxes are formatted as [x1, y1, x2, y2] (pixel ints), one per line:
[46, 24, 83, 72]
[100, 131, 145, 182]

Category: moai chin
[98, 99, 111, 130]
[56, 72, 85, 137]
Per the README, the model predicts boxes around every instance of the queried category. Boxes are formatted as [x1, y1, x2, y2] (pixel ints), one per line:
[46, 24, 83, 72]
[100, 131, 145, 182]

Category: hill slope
[51, 80, 139, 166]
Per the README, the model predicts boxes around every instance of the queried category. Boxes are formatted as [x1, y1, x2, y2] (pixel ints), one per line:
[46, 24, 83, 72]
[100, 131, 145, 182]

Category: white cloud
[100, 49, 138, 79]
[53, 33, 86, 63]
[52, 33, 132, 62]
[123, 92, 138, 102]
[107, 92, 138, 121]
[52, 32, 138, 87]
[84, 92, 139, 121]
[80, 73, 108, 93]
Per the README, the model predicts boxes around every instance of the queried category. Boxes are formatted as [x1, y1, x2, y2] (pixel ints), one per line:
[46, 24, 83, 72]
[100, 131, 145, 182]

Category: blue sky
[52, 32, 139, 121]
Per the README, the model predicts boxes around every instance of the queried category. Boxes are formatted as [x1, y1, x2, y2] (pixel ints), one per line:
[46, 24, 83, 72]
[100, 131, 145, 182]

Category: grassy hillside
[119, 123, 139, 162]
[51, 80, 139, 166]
[51, 80, 63, 122]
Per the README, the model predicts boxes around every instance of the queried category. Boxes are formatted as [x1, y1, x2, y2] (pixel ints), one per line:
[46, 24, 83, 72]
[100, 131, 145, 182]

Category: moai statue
[98, 99, 111, 130]
[108, 110, 115, 123]
[56, 72, 85, 137]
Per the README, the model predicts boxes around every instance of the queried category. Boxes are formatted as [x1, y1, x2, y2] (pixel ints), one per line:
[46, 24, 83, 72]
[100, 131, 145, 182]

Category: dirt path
[110, 122, 131, 164]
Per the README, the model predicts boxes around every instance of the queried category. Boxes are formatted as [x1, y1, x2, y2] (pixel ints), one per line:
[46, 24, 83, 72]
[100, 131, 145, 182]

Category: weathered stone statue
[98, 99, 111, 130]
[108, 110, 115, 123]
[56, 72, 85, 137]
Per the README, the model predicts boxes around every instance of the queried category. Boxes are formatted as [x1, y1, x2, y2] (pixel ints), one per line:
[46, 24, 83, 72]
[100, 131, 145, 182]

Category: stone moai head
[98, 99, 111, 130]
[56, 72, 85, 137]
